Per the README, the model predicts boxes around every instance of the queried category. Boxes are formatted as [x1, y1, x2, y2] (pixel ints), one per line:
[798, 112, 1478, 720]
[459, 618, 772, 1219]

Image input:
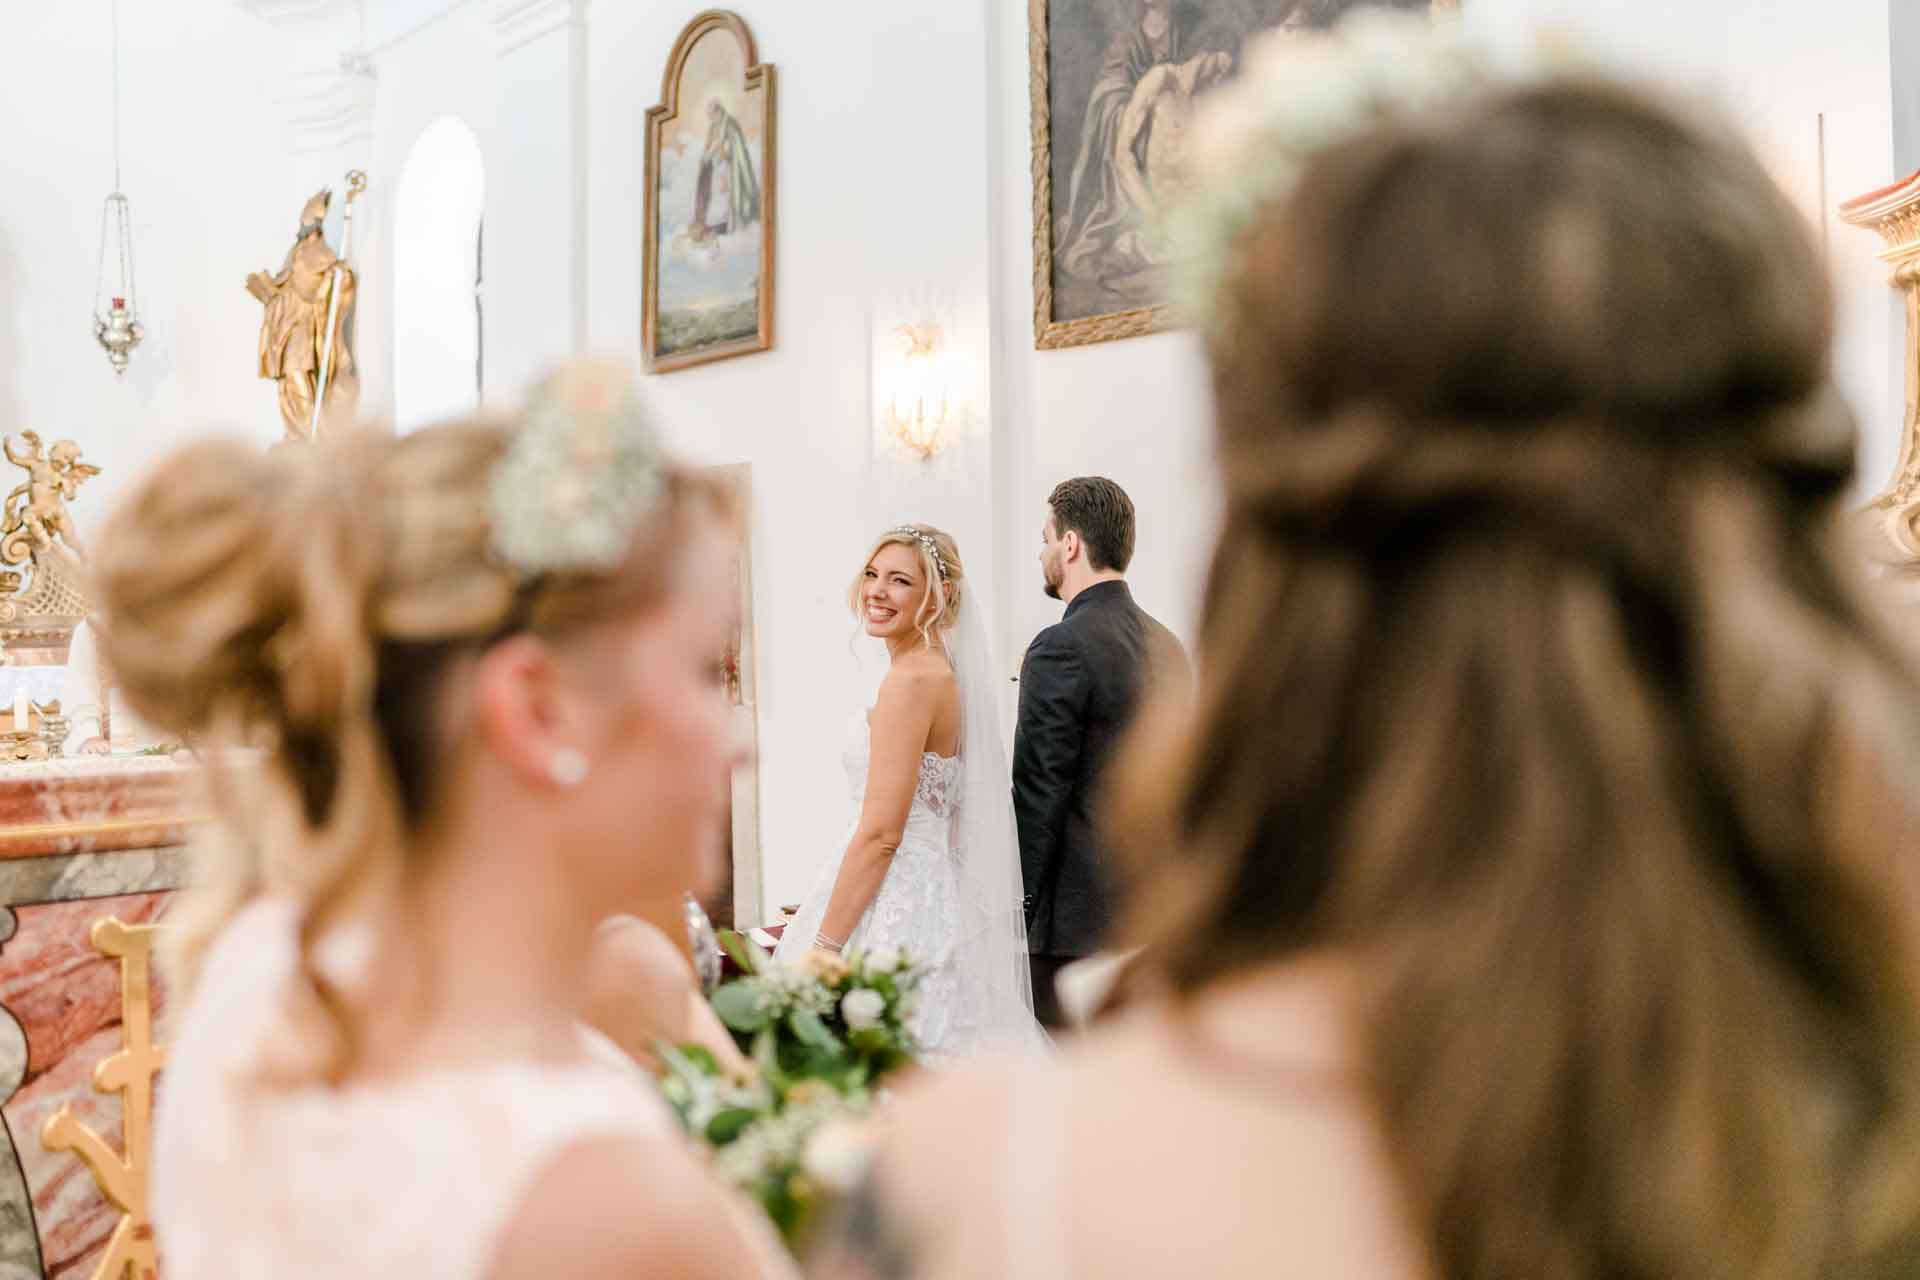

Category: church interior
[3, 1, 1920, 1276]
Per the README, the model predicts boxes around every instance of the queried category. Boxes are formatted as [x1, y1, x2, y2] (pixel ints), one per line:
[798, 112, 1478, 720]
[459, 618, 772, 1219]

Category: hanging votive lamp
[93, 194, 142, 376]
[91, 0, 142, 377]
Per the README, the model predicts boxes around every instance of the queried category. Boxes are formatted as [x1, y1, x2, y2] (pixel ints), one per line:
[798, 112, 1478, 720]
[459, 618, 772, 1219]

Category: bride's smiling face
[861, 543, 932, 640]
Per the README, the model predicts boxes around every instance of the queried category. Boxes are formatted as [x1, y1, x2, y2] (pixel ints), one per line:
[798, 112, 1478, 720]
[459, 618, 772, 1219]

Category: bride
[777, 524, 1041, 1058]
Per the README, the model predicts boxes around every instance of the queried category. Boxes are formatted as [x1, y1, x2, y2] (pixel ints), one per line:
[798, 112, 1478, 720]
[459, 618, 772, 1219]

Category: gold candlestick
[0, 730, 48, 763]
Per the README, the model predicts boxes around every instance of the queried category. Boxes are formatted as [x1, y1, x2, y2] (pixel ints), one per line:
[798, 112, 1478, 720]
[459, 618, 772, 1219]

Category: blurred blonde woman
[776, 525, 1040, 1058]
[102, 362, 791, 1278]
[813, 23, 1920, 1280]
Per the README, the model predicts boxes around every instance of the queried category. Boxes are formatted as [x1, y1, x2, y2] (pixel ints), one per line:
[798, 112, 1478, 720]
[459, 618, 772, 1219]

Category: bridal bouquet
[659, 932, 924, 1246]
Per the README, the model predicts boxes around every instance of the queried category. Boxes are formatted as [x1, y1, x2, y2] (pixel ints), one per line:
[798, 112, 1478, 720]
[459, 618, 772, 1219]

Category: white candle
[12, 690, 26, 735]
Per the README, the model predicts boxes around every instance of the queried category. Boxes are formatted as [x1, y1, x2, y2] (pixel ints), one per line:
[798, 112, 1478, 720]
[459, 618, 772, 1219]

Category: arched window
[394, 116, 484, 434]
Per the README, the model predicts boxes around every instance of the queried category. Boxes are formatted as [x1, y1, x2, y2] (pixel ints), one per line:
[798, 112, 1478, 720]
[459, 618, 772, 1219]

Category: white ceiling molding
[236, 0, 464, 53]
[279, 61, 378, 155]
[488, 0, 577, 56]
[233, 0, 352, 37]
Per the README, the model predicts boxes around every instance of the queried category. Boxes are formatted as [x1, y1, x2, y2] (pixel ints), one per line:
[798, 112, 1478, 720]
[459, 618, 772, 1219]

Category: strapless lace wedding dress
[777, 710, 983, 1058]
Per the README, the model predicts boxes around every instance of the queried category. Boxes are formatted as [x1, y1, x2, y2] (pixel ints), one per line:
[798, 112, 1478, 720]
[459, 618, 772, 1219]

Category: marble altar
[0, 758, 201, 1280]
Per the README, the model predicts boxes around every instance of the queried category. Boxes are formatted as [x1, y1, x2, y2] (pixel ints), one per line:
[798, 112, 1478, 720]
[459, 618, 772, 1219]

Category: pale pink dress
[151, 900, 785, 1278]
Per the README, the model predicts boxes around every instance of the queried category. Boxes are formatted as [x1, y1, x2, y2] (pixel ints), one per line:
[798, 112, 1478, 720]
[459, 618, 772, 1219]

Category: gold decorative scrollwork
[40, 917, 165, 1280]
[1841, 172, 1920, 565]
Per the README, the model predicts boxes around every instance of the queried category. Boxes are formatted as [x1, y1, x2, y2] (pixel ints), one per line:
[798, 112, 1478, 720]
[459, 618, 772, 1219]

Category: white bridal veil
[944, 590, 1046, 1049]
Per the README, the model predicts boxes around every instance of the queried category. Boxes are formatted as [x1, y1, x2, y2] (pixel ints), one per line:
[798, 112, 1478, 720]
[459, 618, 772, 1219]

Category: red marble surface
[0, 892, 171, 1280]
[0, 761, 204, 860]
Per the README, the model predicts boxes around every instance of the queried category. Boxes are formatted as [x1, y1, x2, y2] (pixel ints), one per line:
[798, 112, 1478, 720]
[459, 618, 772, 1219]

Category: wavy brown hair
[92, 362, 729, 1085]
[1113, 79, 1920, 1278]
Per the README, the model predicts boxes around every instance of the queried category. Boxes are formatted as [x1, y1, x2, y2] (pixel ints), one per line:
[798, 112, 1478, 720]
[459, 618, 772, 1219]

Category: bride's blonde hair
[847, 524, 964, 652]
[92, 365, 727, 1084]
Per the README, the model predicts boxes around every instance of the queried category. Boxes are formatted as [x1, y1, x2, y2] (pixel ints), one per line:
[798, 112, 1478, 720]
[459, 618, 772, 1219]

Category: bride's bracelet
[815, 931, 845, 955]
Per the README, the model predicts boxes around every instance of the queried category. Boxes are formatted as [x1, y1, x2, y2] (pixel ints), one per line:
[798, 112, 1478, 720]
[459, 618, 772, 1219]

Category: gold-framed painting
[1029, 0, 1459, 349]
[643, 11, 776, 374]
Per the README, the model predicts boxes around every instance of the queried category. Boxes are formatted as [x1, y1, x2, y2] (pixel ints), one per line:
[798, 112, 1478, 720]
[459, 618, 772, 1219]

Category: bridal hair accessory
[1167, 11, 1573, 337]
[489, 361, 666, 577]
[890, 525, 947, 580]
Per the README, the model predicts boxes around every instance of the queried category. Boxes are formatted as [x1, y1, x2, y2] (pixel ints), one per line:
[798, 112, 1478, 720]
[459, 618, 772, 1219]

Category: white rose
[840, 987, 887, 1032]
[864, 945, 902, 975]
[802, 1119, 876, 1191]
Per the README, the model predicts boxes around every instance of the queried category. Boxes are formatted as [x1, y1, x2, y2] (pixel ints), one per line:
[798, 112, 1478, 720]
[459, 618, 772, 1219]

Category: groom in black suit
[1014, 477, 1187, 1029]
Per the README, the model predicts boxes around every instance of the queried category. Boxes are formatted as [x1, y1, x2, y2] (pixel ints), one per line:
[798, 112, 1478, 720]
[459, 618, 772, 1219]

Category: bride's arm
[813, 664, 942, 951]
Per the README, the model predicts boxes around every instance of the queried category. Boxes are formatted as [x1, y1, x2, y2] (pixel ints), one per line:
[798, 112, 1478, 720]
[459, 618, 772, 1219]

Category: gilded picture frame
[643, 11, 777, 374]
[1029, 0, 1460, 350]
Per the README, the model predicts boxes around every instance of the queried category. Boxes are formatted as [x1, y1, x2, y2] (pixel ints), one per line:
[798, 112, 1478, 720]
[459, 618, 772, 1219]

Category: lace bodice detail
[840, 710, 962, 829]
[913, 750, 963, 818]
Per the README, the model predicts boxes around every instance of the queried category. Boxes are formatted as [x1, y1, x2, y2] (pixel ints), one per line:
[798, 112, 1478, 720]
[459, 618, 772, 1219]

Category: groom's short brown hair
[1047, 477, 1135, 574]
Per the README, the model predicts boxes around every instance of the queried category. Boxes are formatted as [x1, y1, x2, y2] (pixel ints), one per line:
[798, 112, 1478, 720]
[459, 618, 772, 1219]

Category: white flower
[488, 360, 666, 577]
[802, 1119, 876, 1192]
[840, 988, 886, 1032]
[863, 944, 902, 975]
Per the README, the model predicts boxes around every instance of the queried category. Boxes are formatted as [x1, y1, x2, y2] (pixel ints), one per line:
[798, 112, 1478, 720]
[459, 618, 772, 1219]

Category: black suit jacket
[1013, 581, 1188, 957]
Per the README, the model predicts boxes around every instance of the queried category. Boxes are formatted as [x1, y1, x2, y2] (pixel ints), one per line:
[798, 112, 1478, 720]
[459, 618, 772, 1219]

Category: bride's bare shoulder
[877, 649, 957, 701]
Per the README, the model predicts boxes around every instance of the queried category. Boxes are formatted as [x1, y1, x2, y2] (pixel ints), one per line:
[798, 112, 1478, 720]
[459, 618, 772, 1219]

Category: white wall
[360, 7, 501, 428]
[373, 0, 1906, 919]
[0, 1, 300, 518]
[584, 0, 1002, 914]
[984, 0, 1901, 683]
[1456, 0, 1900, 494]
[3, 0, 1901, 922]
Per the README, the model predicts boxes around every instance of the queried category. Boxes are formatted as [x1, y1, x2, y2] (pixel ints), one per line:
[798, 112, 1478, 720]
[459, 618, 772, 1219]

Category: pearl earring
[549, 747, 589, 788]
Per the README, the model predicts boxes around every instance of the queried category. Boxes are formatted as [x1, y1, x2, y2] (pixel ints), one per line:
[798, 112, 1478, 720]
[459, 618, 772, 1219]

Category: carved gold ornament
[1841, 171, 1920, 564]
[40, 917, 166, 1280]
[0, 431, 99, 668]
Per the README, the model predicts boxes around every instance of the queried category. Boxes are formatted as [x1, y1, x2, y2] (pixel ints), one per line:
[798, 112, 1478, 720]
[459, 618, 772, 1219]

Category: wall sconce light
[884, 323, 949, 460]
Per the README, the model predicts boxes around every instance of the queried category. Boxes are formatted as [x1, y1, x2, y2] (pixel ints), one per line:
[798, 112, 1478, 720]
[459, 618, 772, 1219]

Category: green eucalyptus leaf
[663, 1042, 721, 1076]
[705, 1107, 760, 1145]
[718, 929, 765, 975]
[711, 982, 770, 1032]
[847, 1028, 891, 1055]
[790, 1008, 844, 1054]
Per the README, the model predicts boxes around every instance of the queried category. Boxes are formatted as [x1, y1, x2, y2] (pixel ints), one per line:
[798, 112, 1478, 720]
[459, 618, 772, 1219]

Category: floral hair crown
[889, 525, 948, 580]
[490, 361, 666, 577]
[1167, 12, 1572, 337]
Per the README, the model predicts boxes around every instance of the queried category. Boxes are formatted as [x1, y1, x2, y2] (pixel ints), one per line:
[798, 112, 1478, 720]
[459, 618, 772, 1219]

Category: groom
[1014, 477, 1187, 1029]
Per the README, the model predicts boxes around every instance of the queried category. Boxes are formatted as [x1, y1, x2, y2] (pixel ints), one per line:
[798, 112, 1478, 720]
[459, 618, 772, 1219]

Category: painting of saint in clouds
[1032, 0, 1451, 349]
[645, 11, 776, 373]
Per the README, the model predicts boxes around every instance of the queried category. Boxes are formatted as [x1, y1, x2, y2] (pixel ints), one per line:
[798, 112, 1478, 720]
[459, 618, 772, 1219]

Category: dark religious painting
[1029, 0, 1455, 348]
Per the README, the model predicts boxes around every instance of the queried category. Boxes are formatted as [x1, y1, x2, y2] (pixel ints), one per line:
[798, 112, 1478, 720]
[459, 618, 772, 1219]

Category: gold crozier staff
[310, 169, 368, 440]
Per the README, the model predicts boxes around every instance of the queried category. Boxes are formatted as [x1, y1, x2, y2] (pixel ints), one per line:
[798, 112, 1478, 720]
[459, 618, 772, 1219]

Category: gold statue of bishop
[247, 177, 364, 443]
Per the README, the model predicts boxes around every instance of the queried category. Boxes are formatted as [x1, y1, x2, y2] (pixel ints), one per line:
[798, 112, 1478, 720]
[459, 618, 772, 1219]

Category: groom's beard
[1041, 547, 1064, 600]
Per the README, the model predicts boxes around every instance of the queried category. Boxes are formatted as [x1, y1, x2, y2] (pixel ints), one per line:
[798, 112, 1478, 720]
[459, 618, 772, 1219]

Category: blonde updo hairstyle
[847, 523, 963, 651]
[93, 364, 728, 1084]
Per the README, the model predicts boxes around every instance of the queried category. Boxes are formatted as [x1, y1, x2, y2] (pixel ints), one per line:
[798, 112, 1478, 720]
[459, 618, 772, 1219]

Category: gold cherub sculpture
[1, 431, 99, 568]
[247, 173, 366, 444]
[0, 430, 98, 671]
